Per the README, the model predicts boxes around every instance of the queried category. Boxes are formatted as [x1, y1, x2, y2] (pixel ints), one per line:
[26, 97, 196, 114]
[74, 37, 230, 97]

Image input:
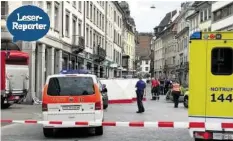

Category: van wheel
[194, 138, 214, 141]
[43, 128, 54, 137]
[184, 96, 188, 108]
[1, 103, 11, 109]
[104, 104, 108, 109]
[194, 139, 205, 141]
[95, 126, 103, 135]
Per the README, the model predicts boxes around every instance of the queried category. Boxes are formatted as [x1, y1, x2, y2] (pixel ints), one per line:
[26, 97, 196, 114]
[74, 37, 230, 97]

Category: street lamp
[150, 5, 156, 9]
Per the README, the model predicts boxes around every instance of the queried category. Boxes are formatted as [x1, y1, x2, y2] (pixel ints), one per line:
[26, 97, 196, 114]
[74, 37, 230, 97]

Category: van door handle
[69, 116, 75, 119]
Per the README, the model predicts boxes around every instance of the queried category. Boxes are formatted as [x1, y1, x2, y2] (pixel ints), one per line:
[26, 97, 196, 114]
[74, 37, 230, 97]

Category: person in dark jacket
[135, 76, 146, 113]
[164, 79, 172, 94]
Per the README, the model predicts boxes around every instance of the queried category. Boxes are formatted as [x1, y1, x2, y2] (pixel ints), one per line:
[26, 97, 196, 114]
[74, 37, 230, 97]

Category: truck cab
[189, 32, 233, 141]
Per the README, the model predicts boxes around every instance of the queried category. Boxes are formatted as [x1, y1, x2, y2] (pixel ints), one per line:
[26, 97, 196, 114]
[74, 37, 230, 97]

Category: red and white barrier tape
[1, 120, 233, 129]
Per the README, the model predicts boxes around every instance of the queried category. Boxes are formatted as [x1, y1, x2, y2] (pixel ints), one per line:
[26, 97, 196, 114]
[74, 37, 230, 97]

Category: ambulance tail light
[194, 132, 212, 140]
[95, 101, 102, 110]
[42, 102, 48, 111]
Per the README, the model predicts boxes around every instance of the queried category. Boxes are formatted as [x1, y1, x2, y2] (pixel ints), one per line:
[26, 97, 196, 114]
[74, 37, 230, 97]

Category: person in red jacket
[151, 78, 160, 100]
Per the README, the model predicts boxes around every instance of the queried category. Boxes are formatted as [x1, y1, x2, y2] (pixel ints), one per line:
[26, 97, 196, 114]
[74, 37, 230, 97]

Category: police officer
[171, 80, 181, 108]
[135, 76, 146, 113]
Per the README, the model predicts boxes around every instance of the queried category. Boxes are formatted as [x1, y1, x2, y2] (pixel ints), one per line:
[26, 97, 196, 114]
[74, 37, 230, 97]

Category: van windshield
[47, 77, 95, 96]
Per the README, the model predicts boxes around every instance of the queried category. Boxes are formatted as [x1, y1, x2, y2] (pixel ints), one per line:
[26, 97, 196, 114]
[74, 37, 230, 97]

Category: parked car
[101, 84, 108, 109]
[183, 90, 189, 108]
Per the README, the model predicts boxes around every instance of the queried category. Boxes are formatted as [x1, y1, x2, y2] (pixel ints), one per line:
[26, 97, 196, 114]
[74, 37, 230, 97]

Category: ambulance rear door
[206, 36, 233, 122]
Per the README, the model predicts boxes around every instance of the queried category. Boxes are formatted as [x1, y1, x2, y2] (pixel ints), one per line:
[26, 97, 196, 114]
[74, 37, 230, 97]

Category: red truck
[1, 50, 29, 108]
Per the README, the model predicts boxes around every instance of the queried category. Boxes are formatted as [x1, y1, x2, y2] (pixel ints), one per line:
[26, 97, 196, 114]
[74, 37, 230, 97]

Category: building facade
[196, 1, 212, 32]
[151, 1, 233, 86]
[211, 1, 233, 31]
[1, 1, 130, 101]
[140, 59, 150, 73]
[121, 25, 136, 75]
[152, 10, 178, 80]
[185, 2, 201, 36]
[84, 1, 107, 78]
[162, 24, 178, 80]
[174, 2, 192, 85]
[105, 1, 124, 78]
[135, 33, 152, 76]
[152, 37, 163, 79]
[2, 1, 86, 101]
[111, 2, 124, 78]
[119, 1, 136, 76]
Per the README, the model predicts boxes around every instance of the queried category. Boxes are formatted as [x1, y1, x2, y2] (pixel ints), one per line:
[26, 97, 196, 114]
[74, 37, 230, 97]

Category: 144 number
[211, 94, 233, 102]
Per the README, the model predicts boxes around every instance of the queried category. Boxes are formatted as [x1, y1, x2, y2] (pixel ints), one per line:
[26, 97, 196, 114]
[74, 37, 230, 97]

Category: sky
[127, 1, 183, 32]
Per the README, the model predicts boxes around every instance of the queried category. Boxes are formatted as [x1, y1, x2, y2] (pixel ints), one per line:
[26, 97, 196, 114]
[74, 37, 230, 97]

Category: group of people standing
[151, 78, 182, 108]
[135, 77, 182, 113]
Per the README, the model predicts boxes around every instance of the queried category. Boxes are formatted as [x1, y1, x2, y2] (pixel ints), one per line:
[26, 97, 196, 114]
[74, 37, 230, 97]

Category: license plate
[62, 105, 80, 110]
[213, 133, 233, 140]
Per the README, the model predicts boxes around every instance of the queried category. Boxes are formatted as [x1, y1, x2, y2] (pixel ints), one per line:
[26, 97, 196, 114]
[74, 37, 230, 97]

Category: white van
[42, 70, 104, 137]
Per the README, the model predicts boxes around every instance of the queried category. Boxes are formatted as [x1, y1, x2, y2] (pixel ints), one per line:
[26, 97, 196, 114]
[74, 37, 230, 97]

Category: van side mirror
[101, 84, 107, 93]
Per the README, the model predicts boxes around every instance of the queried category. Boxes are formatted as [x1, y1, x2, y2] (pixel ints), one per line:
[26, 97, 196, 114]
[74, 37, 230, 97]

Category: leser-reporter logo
[7, 5, 50, 42]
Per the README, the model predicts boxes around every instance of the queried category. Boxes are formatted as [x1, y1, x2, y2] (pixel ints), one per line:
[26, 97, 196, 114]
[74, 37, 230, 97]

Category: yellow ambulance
[189, 32, 233, 141]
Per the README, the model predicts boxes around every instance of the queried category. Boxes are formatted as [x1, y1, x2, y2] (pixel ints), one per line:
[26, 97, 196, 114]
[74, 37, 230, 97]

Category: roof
[154, 10, 178, 38]
[113, 1, 125, 15]
[140, 56, 151, 60]
[158, 10, 177, 27]
[153, 10, 177, 35]
[185, 10, 199, 20]
[192, 1, 203, 7]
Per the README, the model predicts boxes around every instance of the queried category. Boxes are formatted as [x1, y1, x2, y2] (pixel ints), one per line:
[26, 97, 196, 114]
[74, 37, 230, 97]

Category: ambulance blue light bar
[190, 32, 202, 40]
[60, 69, 90, 74]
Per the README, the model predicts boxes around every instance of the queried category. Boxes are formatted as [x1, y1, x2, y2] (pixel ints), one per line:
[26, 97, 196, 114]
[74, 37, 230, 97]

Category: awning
[110, 63, 118, 68]
[117, 66, 123, 70]
[103, 60, 109, 66]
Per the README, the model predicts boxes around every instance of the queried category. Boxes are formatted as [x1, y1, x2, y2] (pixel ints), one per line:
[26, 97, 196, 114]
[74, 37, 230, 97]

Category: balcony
[93, 45, 106, 63]
[72, 35, 85, 54]
[176, 25, 189, 38]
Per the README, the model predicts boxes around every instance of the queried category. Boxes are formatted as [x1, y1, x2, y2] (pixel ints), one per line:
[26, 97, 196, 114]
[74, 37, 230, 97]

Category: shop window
[211, 48, 232, 75]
